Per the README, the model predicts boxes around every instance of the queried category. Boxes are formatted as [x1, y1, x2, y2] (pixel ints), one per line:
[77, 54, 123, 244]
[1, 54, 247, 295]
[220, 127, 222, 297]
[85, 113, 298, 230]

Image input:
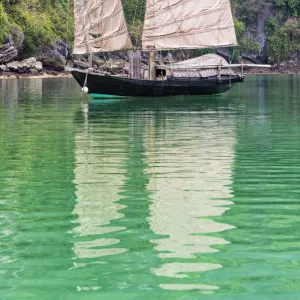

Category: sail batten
[73, 0, 132, 54]
[142, 0, 237, 50]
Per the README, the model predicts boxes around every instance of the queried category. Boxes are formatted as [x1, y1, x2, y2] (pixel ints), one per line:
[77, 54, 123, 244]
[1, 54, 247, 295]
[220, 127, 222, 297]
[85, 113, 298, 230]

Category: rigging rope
[80, 0, 97, 98]
[228, 48, 235, 88]
[65, 0, 70, 64]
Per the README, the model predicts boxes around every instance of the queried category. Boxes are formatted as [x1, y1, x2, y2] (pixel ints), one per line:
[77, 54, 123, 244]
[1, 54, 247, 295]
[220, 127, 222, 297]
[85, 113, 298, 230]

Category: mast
[148, 46, 156, 81]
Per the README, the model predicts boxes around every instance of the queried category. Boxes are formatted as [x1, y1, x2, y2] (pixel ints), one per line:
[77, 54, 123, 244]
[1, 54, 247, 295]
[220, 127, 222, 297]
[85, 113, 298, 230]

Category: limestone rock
[29, 69, 40, 75]
[73, 60, 89, 70]
[39, 40, 71, 71]
[35, 61, 43, 72]
[0, 65, 7, 72]
[7, 57, 37, 73]
[11, 27, 24, 51]
[92, 57, 104, 69]
[0, 37, 18, 64]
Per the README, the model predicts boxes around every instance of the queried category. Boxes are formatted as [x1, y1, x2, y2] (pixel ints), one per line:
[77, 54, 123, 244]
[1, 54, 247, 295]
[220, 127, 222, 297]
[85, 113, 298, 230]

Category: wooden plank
[129, 50, 141, 79]
[149, 49, 156, 81]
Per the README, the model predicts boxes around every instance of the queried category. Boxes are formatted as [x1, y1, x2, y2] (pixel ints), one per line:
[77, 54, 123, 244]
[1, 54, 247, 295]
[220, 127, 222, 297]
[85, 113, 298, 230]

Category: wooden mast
[129, 50, 142, 79]
[148, 46, 156, 80]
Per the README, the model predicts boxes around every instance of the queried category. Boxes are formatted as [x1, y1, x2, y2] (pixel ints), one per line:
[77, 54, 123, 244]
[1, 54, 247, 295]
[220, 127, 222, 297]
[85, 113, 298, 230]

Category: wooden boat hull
[71, 70, 244, 97]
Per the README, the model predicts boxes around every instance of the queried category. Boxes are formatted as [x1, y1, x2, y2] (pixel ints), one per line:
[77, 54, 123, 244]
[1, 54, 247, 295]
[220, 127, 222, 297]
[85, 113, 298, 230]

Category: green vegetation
[0, 3, 11, 43]
[1, 0, 300, 63]
[122, 0, 146, 47]
[233, 0, 300, 62]
[1, 0, 73, 55]
[266, 16, 300, 64]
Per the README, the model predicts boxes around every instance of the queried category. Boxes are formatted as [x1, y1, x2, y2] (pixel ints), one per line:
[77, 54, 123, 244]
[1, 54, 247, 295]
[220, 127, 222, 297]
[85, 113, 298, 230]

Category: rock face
[3, 57, 43, 74]
[11, 27, 25, 51]
[0, 37, 18, 64]
[71, 53, 129, 75]
[39, 40, 71, 71]
[242, 6, 273, 63]
[0, 28, 24, 64]
[0, 65, 8, 72]
[35, 61, 43, 72]
[73, 60, 89, 70]
[7, 57, 36, 73]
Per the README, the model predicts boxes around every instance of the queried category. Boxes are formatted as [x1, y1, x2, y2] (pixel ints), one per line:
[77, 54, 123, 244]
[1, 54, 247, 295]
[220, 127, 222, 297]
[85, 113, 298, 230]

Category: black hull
[71, 70, 244, 97]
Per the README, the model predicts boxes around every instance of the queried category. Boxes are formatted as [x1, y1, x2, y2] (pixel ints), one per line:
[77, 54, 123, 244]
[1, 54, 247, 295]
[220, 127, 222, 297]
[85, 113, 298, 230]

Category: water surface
[1, 76, 300, 299]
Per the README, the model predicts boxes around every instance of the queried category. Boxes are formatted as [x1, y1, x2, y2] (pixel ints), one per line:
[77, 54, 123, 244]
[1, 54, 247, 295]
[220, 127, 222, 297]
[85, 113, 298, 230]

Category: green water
[1, 76, 300, 299]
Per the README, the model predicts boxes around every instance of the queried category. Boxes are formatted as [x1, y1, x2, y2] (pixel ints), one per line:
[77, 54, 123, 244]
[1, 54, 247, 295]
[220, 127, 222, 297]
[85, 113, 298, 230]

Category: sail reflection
[72, 99, 237, 294]
[72, 102, 163, 294]
[73, 104, 128, 261]
[146, 113, 236, 293]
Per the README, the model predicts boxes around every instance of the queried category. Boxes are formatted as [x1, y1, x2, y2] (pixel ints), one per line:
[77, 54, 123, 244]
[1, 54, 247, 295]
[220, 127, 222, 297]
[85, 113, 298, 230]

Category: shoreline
[1, 69, 300, 80]
[0, 72, 73, 80]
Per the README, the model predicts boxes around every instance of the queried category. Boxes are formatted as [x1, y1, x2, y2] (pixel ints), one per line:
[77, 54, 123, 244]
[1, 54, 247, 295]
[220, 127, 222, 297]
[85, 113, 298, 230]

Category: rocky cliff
[1, 0, 300, 75]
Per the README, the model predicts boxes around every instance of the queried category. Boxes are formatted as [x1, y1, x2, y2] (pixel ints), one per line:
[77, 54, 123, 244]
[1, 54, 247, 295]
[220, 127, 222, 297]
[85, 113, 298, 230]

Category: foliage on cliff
[0, 0, 73, 56]
[1, 0, 300, 62]
[232, 0, 300, 62]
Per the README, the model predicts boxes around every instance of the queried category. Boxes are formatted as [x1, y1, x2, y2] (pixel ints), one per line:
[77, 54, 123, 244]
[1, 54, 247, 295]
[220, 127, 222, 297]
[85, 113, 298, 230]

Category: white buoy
[82, 86, 89, 93]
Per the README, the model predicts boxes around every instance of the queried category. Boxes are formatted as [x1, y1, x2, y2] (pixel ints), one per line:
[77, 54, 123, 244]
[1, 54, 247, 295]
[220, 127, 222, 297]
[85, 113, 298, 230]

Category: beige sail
[73, 0, 133, 54]
[142, 0, 237, 50]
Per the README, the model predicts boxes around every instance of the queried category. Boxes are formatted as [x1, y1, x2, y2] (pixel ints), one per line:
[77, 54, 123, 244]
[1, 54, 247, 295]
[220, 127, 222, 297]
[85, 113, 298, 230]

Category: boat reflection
[72, 103, 128, 261]
[145, 112, 236, 293]
[72, 98, 237, 294]
[72, 101, 160, 294]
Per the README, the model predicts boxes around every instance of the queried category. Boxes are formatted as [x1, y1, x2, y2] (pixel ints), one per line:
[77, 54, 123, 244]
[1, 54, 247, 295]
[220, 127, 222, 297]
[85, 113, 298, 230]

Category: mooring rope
[80, 53, 93, 100]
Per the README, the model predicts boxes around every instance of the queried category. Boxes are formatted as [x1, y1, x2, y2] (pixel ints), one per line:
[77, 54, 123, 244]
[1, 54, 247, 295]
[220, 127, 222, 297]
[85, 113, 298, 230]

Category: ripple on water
[1, 76, 300, 299]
